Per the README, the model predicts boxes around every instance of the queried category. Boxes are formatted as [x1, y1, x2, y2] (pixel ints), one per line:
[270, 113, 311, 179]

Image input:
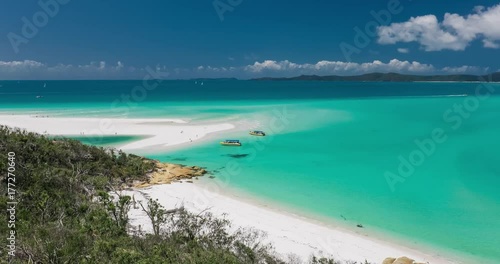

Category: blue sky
[1, 0, 499, 79]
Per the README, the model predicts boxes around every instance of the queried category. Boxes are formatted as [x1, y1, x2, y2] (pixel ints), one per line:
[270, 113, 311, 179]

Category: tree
[139, 198, 168, 236]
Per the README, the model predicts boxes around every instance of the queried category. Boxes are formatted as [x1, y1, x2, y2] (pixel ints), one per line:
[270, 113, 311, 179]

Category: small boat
[249, 130, 266, 136]
[220, 140, 242, 146]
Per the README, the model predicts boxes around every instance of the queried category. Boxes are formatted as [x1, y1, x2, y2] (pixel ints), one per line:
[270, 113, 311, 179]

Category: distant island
[252, 72, 500, 82]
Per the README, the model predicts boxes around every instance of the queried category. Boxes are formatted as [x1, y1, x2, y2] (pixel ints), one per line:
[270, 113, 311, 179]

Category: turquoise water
[156, 97, 500, 263]
[62, 135, 149, 147]
[1, 80, 499, 263]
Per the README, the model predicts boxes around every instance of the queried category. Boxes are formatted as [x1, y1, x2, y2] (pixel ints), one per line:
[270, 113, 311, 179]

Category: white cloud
[378, 4, 500, 51]
[483, 39, 500, 48]
[0, 59, 491, 79]
[194, 65, 237, 78]
[0, 60, 45, 73]
[235, 59, 493, 77]
[0, 60, 150, 79]
[244, 60, 302, 72]
[397, 48, 409, 53]
[441, 65, 488, 74]
[243, 59, 435, 75]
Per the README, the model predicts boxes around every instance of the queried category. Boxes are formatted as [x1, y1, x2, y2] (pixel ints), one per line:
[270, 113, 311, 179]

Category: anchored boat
[220, 139, 242, 146]
[249, 130, 266, 136]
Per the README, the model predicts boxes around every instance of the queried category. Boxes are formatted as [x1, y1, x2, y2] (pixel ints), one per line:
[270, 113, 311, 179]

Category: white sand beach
[0, 114, 234, 151]
[0, 114, 463, 264]
[123, 182, 461, 264]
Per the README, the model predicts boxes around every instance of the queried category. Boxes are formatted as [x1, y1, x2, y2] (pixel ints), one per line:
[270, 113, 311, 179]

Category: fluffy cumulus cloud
[0, 60, 45, 72]
[0, 59, 491, 79]
[244, 60, 303, 72]
[243, 59, 436, 75]
[237, 59, 493, 77]
[194, 65, 237, 78]
[378, 4, 500, 51]
[0, 60, 157, 79]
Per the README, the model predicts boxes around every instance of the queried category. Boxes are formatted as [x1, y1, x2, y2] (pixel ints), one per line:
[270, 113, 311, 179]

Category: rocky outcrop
[382, 258, 397, 264]
[382, 256, 427, 264]
[133, 161, 208, 188]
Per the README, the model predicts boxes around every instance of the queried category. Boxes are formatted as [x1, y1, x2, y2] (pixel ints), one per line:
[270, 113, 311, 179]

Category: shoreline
[123, 181, 464, 264]
[195, 178, 480, 264]
[0, 113, 489, 263]
[0, 114, 235, 151]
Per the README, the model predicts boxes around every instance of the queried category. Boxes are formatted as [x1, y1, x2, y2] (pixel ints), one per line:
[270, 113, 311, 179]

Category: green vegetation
[0, 126, 362, 263]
